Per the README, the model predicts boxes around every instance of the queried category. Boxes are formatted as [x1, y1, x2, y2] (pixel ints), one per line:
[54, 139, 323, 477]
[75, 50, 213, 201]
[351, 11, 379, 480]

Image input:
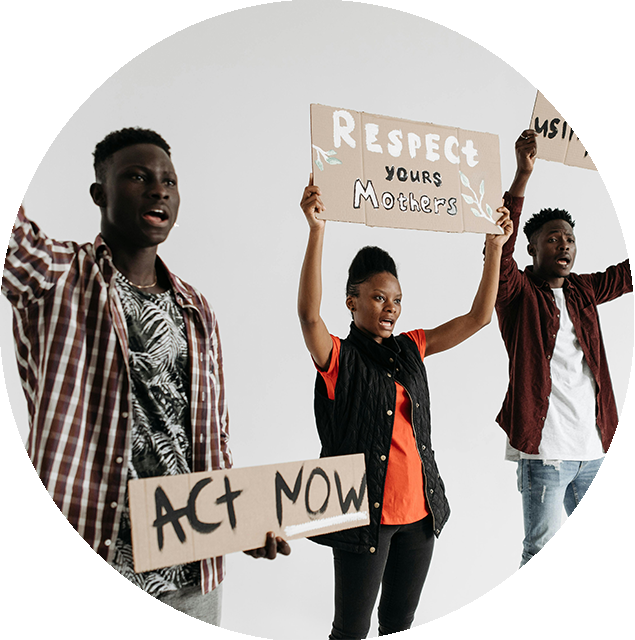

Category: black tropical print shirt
[111, 271, 200, 597]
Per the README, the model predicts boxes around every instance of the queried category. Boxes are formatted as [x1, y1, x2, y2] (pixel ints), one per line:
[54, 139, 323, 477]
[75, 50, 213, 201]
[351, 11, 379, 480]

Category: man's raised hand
[515, 129, 538, 174]
[42, 7, 110, 70]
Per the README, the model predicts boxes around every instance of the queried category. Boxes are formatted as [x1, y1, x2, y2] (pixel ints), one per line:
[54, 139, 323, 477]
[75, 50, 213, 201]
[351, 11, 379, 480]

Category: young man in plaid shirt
[3, 127, 288, 624]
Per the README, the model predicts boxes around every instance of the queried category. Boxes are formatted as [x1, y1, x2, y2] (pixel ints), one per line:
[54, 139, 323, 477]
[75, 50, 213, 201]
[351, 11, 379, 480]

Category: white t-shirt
[506, 287, 605, 461]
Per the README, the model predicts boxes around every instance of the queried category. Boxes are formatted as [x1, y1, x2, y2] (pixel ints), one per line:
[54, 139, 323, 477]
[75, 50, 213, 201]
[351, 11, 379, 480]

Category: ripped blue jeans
[514, 457, 609, 640]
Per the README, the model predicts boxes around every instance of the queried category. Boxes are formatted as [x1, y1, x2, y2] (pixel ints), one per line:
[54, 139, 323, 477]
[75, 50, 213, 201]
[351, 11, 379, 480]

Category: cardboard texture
[531, 57, 634, 177]
[129, 454, 369, 572]
[310, 104, 503, 234]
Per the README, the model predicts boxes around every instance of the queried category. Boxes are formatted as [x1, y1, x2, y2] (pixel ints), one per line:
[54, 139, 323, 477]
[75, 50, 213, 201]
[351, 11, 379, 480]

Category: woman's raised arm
[297, 176, 334, 370]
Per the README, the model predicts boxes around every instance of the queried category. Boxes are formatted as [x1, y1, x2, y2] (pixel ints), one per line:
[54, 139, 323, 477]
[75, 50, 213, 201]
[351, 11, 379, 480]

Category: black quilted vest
[310, 322, 450, 553]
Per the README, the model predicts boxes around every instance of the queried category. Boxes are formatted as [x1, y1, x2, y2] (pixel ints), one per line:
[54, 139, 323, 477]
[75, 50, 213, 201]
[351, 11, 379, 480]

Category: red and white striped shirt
[2, 208, 232, 593]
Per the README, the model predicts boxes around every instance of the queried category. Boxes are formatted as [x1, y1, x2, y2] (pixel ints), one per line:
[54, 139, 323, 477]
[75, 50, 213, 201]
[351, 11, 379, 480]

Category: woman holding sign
[297, 177, 512, 639]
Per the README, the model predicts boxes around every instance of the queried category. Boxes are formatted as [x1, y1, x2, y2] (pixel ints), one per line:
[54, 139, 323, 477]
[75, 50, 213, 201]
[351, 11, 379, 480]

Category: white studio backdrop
[1, 1, 632, 639]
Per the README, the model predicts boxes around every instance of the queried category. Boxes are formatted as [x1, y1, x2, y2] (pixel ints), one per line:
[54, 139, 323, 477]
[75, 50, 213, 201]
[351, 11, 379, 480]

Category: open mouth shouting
[555, 253, 571, 268]
[379, 317, 395, 331]
[142, 208, 170, 225]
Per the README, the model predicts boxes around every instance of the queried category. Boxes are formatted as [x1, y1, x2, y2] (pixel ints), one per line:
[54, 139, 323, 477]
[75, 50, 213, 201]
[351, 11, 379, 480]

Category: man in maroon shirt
[495, 130, 632, 566]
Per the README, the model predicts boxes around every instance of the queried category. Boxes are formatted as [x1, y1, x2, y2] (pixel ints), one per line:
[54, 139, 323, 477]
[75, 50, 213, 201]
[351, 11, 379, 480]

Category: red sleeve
[402, 329, 426, 360]
[313, 335, 341, 401]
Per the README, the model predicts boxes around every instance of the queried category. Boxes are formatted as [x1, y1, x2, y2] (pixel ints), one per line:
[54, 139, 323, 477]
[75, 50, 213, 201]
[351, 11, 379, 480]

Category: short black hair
[93, 127, 171, 182]
[346, 246, 398, 297]
[523, 208, 576, 242]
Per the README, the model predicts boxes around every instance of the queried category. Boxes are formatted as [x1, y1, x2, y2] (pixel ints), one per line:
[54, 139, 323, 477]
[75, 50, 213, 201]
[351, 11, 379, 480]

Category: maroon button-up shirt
[495, 193, 632, 454]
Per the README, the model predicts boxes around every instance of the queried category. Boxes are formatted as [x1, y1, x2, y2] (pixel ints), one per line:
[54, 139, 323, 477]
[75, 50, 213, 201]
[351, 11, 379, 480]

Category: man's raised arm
[508, 129, 537, 199]
[0, 7, 110, 200]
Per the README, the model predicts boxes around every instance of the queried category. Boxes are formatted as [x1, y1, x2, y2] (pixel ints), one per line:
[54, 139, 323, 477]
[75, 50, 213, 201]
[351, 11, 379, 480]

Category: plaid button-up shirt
[3, 208, 232, 593]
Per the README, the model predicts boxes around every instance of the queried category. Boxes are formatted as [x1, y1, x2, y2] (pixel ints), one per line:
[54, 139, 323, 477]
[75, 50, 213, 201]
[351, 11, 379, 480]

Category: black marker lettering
[215, 476, 243, 530]
[562, 121, 568, 140]
[534, 117, 549, 137]
[385, 166, 395, 181]
[397, 167, 408, 182]
[275, 467, 303, 526]
[433, 172, 442, 188]
[334, 472, 367, 513]
[305, 467, 330, 516]
[152, 479, 222, 550]
[548, 118, 560, 139]
[153, 486, 187, 551]
[188, 478, 223, 534]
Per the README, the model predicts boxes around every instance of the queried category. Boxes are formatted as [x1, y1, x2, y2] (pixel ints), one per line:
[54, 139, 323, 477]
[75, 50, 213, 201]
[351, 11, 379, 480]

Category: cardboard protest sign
[310, 104, 503, 234]
[128, 454, 368, 572]
[531, 57, 634, 177]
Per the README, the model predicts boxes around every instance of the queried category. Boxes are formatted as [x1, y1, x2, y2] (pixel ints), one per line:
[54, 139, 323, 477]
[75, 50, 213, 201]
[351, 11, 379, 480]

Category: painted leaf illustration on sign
[313, 144, 343, 171]
[459, 171, 495, 223]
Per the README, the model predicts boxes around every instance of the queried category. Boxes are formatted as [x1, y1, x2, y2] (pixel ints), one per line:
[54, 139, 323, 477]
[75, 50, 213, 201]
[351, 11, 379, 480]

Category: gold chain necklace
[130, 278, 157, 289]
[116, 270, 157, 289]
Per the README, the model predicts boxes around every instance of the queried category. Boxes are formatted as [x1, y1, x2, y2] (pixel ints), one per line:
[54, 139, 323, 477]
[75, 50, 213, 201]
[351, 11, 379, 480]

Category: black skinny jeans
[329, 516, 435, 639]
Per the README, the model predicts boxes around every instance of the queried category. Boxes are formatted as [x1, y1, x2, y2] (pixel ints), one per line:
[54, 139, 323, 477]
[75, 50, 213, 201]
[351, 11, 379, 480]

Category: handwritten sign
[310, 104, 503, 234]
[128, 454, 368, 572]
[531, 57, 635, 177]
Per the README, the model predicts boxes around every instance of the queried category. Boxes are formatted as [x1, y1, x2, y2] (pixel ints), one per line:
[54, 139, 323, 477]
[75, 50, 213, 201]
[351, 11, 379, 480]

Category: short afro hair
[523, 208, 575, 242]
[346, 246, 398, 297]
[93, 127, 171, 182]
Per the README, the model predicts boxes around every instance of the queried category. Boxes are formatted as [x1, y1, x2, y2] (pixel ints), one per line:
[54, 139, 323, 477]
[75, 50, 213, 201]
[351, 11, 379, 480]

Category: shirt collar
[524, 265, 572, 291]
[347, 321, 402, 368]
[94, 234, 194, 306]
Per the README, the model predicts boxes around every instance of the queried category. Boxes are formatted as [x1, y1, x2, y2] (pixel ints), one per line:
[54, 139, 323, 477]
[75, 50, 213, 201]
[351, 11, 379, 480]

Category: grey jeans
[31, 585, 222, 640]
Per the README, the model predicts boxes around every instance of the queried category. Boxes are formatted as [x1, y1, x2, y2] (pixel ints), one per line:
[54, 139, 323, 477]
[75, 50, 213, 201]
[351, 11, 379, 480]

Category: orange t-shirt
[316, 331, 429, 525]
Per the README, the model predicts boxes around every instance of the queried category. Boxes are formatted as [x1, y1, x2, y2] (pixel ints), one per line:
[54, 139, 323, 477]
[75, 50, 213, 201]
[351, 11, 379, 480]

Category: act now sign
[128, 454, 368, 572]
